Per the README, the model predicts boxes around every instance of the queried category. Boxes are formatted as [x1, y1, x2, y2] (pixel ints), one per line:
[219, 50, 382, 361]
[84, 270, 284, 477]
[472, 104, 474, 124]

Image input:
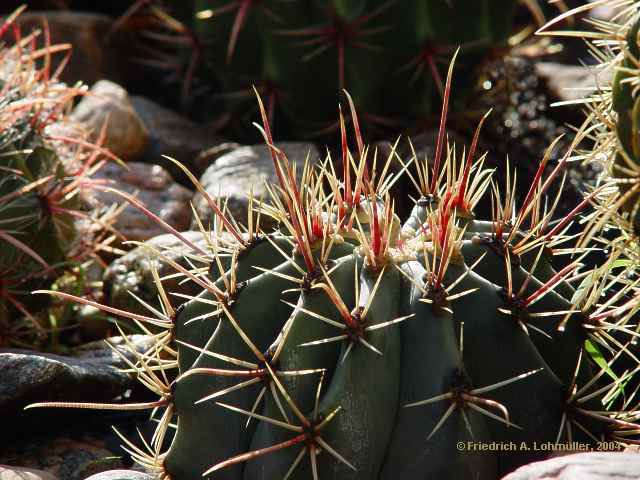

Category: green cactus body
[0, 74, 93, 334]
[0, 147, 72, 268]
[0, 138, 79, 332]
[382, 261, 497, 480]
[156, 92, 611, 477]
[161, 194, 600, 480]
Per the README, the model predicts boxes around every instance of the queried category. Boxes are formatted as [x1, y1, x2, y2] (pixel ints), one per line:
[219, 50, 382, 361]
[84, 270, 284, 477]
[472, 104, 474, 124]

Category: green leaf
[611, 259, 633, 269]
[584, 339, 626, 407]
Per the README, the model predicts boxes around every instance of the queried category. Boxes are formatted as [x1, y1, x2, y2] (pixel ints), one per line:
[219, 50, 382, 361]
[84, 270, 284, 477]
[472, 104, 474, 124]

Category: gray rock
[130, 95, 226, 180]
[502, 452, 640, 480]
[74, 335, 155, 361]
[103, 231, 211, 315]
[192, 142, 320, 228]
[374, 130, 468, 216]
[590, 4, 627, 22]
[84, 471, 153, 480]
[71, 80, 149, 161]
[0, 466, 57, 480]
[16, 12, 133, 87]
[0, 435, 125, 480]
[77, 305, 111, 342]
[86, 162, 193, 243]
[535, 62, 613, 104]
[376, 129, 467, 167]
[0, 335, 153, 414]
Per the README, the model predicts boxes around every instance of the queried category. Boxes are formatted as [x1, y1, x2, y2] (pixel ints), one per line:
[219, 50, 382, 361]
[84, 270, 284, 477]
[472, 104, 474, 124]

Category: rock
[374, 130, 468, 218]
[0, 335, 153, 415]
[502, 452, 640, 480]
[192, 142, 320, 229]
[77, 305, 111, 342]
[535, 62, 613, 104]
[84, 470, 153, 480]
[86, 162, 193, 243]
[0, 466, 57, 480]
[376, 129, 467, 166]
[71, 80, 149, 161]
[103, 231, 212, 316]
[0, 436, 125, 480]
[73, 335, 155, 361]
[130, 95, 228, 181]
[15, 12, 134, 87]
[590, 3, 627, 22]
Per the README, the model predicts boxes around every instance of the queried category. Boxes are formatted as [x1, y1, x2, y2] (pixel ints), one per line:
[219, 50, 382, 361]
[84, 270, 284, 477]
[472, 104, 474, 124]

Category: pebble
[86, 162, 193, 243]
[192, 142, 320, 229]
[131, 95, 225, 181]
[71, 80, 149, 162]
[502, 452, 640, 480]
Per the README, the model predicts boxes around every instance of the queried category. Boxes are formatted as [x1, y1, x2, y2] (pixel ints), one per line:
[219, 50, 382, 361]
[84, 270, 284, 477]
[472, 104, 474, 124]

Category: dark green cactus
[27, 58, 640, 479]
[0, 32, 71, 333]
[137, 0, 518, 137]
[0, 144, 73, 265]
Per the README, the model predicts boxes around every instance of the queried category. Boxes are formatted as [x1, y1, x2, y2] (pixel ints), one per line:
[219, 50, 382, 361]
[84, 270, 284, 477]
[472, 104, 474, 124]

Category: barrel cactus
[27, 56, 640, 479]
[0, 6, 120, 346]
[609, 14, 640, 230]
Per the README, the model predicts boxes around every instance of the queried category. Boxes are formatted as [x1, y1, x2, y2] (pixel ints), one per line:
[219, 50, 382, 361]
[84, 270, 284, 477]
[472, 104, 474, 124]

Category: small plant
[26, 50, 640, 479]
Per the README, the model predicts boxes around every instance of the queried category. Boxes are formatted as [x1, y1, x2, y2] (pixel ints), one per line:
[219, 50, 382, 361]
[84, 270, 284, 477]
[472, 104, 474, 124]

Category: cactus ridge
[26, 51, 640, 479]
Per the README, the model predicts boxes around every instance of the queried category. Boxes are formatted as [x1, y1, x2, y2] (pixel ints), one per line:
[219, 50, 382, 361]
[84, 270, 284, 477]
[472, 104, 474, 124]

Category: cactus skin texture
[26, 51, 640, 479]
[0, 145, 74, 269]
[0, 145, 76, 331]
[150, 0, 518, 136]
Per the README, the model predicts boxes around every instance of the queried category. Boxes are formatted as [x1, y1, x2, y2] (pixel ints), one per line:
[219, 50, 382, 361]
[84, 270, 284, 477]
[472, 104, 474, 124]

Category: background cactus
[0, 7, 120, 348]
[560, 2, 640, 238]
[27, 54, 640, 479]
[536, 0, 640, 394]
[122, 0, 520, 139]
